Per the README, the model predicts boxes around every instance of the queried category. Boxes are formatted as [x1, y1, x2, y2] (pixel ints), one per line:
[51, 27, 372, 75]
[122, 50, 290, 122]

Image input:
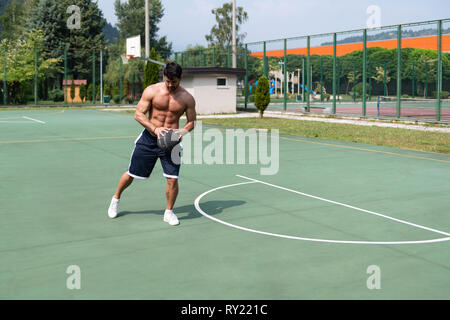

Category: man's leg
[165, 178, 178, 210]
[108, 172, 134, 219]
[164, 178, 180, 226]
[114, 172, 134, 199]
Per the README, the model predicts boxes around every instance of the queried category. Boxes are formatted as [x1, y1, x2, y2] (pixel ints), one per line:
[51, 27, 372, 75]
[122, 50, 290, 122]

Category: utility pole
[232, 0, 237, 68]
[145, 0, 150, 58]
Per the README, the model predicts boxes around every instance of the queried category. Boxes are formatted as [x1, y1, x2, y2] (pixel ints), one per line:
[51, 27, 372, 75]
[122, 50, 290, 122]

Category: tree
[143, 48, 162, 88]
[372, 66, 390, 96]
[0, 29, 61, 104]
[25, 0, 66, 59]
[70, 79, 76, 102]
[59, 0, 107, 81]
[0, 0, 26, 40]
[205, 2, 248, 50]
[255, 76, 270, 118]
[79, 82, 86, 102]
[114, 0, 172, 58]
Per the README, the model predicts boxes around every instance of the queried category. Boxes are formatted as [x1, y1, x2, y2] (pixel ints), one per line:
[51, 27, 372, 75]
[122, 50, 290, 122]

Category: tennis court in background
[0, 108, 449, 299]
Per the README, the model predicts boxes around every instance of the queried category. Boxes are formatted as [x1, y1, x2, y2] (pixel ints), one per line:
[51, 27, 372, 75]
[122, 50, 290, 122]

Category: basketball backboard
[126, 35, 141, 58]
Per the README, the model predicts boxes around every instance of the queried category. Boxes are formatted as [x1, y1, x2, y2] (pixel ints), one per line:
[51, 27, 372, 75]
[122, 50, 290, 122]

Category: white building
[180, 67, 246, 115]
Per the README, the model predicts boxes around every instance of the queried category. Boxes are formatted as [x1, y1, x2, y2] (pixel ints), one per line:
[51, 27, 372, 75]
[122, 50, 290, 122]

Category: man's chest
[152, 96, 185, 114]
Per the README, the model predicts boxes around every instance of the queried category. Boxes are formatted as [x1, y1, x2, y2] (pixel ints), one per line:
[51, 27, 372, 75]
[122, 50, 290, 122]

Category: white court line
[194, 177, 450, 245]
[0, 121, 31, 123]
[22, 116, 46, 124]
[237, 175, 450, 237]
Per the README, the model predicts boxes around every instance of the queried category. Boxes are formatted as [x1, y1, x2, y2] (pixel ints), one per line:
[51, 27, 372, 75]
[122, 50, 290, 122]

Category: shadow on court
[117, 200, 246, 220]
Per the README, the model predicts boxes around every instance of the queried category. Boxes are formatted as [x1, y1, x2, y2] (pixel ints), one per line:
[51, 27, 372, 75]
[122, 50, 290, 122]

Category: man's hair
[164, 62, 183, 79]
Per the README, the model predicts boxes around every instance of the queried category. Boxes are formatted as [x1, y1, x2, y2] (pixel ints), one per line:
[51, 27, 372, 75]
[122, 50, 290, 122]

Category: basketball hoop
[121, 54, 134, 65]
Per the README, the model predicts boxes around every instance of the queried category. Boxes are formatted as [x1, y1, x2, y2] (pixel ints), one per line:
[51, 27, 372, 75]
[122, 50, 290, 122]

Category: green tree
[25, 0, 66, 59]
[0, 0, 26, 40]
[87, 83, 93, 101]
[59, 0, 107, 81]
[79, 82, 86, 102]
[255, 76, 270, 118]
[0, 29, 61, 104]
[143, 48, 162, 88]
[371, 66, 390, 96]
[205, 2, 248, 49]
[70, 79, 76, 102]
[114, 0, 172, 58]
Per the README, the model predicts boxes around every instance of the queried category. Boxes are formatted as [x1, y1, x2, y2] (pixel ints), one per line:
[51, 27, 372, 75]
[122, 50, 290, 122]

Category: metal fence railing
[172, 18, 450, 122]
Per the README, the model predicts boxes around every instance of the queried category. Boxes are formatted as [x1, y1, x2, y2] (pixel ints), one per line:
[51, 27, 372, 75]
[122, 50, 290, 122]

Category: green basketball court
[0, 108, 449, 299]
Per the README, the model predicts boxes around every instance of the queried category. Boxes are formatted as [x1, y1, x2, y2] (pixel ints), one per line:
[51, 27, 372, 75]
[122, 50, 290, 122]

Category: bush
[48, 89, 65, 102]
[254, 76, 270, 118]
[432, 91, 449, 99]
[87, 84, 93, 101]
[112, 95, 121, 104]
[79, 84, 86, 102]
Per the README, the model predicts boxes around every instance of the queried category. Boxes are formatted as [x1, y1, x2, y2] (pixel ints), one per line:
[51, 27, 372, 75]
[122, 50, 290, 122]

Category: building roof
[181, 67, 246, 76]
[62, 80, 88, 86]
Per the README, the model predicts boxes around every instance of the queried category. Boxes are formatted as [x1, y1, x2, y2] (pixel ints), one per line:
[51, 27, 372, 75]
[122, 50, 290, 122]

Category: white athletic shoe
[108, 197, 120, 219]
[163, 210, 180, 226]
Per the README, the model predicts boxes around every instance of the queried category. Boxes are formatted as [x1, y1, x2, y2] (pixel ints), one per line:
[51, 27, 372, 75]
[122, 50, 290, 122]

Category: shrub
[254, 76, 270, 118]
[79, 84, 86, 102]
[48, 89, 65, 102]
[432, 91, 449, 99]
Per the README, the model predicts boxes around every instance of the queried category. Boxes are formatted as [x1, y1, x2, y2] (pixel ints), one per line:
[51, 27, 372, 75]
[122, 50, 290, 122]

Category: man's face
[165, 77, 181, 93]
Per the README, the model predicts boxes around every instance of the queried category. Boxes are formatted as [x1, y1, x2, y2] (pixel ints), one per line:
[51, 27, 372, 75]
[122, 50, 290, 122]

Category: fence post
[362, 29, 367, 117]
[333, 33, 337, 114]
[353, 59, 356, 102]
[320, 56, 324, 102]
[92, 50, 96, 104]
[244, 44, 248, 109]
[34, 48, 38, 105]
[396, 25, 402, 118]
[411, 61, 415, 98]
[283, 38, 287, 111]
[119, 55, 123, 105]
[437, 20, 442, 122]
[64, 47, 68, 105]
[263, 41, 268, 78]
[306, 36, 311, 112]
[3, 49, 6, 106]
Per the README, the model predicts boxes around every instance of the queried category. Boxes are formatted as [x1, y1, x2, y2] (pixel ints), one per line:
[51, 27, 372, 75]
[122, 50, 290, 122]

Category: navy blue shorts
[127, 129, 182, 180]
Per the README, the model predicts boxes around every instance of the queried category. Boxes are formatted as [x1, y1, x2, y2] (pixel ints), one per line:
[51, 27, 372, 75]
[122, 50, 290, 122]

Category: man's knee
[167, 178, 178, 188]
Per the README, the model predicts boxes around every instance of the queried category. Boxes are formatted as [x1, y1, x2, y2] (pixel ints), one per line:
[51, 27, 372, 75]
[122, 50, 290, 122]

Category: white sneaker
[108, 197, 120, 219]
[163, 210, 179, 226]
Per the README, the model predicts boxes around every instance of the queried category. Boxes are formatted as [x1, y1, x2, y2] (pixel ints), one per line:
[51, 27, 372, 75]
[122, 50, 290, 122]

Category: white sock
[165, 209, 173, 215]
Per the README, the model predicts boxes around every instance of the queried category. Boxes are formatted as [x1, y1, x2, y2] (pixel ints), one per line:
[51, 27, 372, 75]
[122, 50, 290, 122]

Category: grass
[200, 117, 450, 154]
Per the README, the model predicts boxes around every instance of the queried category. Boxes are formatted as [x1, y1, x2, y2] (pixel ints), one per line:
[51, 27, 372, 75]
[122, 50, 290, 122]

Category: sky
[98, 0, 450, 52]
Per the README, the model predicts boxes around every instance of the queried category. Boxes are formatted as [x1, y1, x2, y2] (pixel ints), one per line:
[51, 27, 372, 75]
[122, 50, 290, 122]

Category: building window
[217, 77, 228, 88]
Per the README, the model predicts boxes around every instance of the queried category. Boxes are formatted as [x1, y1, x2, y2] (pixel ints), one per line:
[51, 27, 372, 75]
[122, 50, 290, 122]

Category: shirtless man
[107, 62, 196, 226]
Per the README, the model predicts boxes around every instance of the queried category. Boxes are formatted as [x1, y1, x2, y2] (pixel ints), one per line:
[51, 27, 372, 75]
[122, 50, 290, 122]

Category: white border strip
[194, 178, 450, 245]
[23, 116, 46, 124]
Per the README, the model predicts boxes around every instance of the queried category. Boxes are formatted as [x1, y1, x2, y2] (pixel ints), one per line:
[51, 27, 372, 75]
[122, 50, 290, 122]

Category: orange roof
[250, 35, 450, 58]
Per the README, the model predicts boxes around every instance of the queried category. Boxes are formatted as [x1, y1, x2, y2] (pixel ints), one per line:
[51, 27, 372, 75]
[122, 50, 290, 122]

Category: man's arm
[134, 87, 157, 134]
[179, 95, 197, 136]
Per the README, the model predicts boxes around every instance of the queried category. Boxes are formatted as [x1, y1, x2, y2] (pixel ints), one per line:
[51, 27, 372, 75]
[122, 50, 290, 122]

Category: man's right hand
[154, 127, 170, 137]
